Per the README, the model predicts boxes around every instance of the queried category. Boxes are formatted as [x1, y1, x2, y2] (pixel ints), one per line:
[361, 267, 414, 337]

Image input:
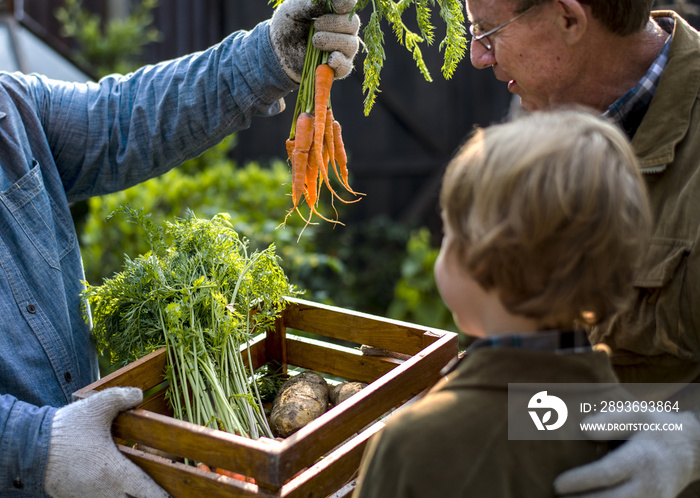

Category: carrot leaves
[82, 207, 299, 438]
[269, 0, 467, 115]
[358, 0, 467, 114]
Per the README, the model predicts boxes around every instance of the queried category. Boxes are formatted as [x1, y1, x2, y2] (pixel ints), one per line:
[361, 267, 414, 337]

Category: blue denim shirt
[0, 21, 294, 496]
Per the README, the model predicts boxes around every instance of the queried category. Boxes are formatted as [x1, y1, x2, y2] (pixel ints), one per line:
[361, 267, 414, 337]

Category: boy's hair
[439, 110, 652, 329]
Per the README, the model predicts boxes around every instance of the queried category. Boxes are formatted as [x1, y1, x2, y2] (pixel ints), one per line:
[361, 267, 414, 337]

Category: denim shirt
[0, 20, 294, 496]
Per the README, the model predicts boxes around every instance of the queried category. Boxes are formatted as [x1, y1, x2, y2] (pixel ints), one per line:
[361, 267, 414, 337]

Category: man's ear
[554, 0, 588, 44]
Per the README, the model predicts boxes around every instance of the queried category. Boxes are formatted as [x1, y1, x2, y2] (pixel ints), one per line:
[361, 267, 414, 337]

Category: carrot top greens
[270, 0, 467, 115]
[82, 207, 299, 438]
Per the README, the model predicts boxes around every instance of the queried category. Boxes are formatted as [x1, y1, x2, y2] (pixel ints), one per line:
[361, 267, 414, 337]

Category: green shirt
[354, 347, 618, 498]
[591, 12, 700, 384]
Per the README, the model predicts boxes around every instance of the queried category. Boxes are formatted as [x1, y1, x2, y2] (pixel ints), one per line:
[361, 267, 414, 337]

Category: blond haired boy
[353, 110, 652, 497]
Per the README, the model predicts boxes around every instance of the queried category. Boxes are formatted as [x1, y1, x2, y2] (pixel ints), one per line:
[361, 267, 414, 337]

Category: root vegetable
[330, 381, 367, 406]
[313, 63, 334, 168]
[270, 372, 330, 437]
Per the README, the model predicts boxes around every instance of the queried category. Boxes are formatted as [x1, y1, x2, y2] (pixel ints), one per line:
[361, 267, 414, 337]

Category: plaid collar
[602, 17, 674, 137]
[466, 328, 592, 354]
[441, 329, 592, 375]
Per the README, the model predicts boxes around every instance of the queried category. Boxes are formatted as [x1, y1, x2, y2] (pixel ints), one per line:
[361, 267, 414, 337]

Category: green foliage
[436, 0, 469, 79]
[55, 0, 162, 77]
[84, 208, 297, 365]
[83, 209, 296, 437]
[361, 9, 386, 114]
[354, 0, 467, 114]
[387, 228, 458, 333]
[80, 137, 340, 296]
[269, 0, 467, 115]
[313, 216, 412, 315]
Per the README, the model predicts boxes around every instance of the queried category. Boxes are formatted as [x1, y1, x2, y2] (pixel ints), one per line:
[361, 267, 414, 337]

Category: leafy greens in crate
[82, 207, 299, 439]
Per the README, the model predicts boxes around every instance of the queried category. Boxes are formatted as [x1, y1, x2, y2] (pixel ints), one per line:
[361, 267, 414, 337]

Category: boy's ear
[554, 0, 588, 45]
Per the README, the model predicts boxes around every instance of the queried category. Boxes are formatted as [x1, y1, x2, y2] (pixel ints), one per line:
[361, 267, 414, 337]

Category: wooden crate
[73, 297, 459, 497]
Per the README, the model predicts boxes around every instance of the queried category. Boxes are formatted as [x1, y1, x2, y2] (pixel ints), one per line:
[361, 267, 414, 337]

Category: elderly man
[466, 0, 700, 496]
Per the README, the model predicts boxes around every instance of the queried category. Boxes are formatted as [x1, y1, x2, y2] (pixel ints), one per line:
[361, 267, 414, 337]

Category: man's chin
[517, 97, 544, 113]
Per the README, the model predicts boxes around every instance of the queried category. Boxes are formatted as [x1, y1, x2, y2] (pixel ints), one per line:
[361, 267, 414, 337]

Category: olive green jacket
[590, 12, 700, 384]
[353, 348, 618, 498]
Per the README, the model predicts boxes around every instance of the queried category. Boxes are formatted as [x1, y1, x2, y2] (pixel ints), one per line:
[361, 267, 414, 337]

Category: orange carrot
[291, 113, 314, 209]
[304, 139, 344, 225]
[324, 109, 335, 171]
[285, 138, 295, 166]
[332, 119, 363, 196]
[281, 113, 316, 228]
[305, 140, 320, 208]
[322, 141, 330, 172]
[318, 125, 338, 201]
[322, 109, 360, 204]
[215, 467, 255, 483]
[313, 64, 335, 168]
[293, 113, 314, 157]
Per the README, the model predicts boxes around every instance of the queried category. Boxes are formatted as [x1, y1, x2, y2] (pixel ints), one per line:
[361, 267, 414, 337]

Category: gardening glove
[554, 410, 700, 498]
[270, 0, 360, 82]
[44, 387, 169, 498]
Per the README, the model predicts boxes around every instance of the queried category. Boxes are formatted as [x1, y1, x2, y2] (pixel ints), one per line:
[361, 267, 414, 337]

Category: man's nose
[469, 41, 496, 69]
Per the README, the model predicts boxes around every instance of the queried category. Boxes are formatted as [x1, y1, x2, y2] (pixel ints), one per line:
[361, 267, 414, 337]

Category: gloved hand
[554, 409, 700, 498]
[270, 0, 360, 82]
[44, 387, 169, 498]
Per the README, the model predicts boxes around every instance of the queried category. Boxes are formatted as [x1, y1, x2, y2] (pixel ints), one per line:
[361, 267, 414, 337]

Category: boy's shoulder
[446, 345, 618, 385]
[365, 348, 617, 498]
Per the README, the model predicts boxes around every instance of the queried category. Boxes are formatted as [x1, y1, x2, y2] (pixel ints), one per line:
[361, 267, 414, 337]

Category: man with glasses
[464, 0, 700, 497]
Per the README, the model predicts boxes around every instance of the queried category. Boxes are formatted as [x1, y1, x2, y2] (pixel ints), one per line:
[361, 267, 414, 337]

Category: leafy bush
[55, 0, 162, 77]
[387, 228, 458, 334]
[311, 215, 413, 315]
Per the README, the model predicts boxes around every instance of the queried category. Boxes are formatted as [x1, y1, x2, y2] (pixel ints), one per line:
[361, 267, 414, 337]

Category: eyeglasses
[469, 6, 535, 51]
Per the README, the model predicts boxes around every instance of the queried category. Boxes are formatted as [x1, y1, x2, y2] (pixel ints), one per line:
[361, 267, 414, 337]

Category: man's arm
[37, 21, 292, 203]
[0, 394, 56, 495]
[555, 410, 700, 498]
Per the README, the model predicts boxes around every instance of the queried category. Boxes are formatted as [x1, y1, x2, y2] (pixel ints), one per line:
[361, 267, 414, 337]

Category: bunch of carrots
[283, 5, 362, 229]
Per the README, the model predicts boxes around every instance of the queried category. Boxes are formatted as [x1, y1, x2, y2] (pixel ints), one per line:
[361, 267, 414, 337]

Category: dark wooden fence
[23, 0, 514, 233]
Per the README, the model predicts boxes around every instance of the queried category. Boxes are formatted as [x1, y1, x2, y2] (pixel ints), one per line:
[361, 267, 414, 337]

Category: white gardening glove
[44, 387, 169, 498]
[554, 410, 700, 498]
[270, 0, 360, 82]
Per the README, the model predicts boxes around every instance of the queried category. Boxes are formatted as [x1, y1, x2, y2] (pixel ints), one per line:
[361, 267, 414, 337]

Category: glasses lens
[469, 25, 491, 50]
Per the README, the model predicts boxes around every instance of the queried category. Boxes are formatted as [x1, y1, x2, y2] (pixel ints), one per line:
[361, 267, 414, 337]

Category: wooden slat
[280, 422, 384, 498]
[119, 444, 268, 498]
[286, 335, 402, 384]
[265, 316, 288, 374]
[140, 387, 171, 415]
[242, 333, 267, 370]
[72, 348, 168, 401]
[76, 335, 267, 406]
[283, 297, 446, 356]
[275, 332, 458, 481]
[111, 409, 283, 488]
